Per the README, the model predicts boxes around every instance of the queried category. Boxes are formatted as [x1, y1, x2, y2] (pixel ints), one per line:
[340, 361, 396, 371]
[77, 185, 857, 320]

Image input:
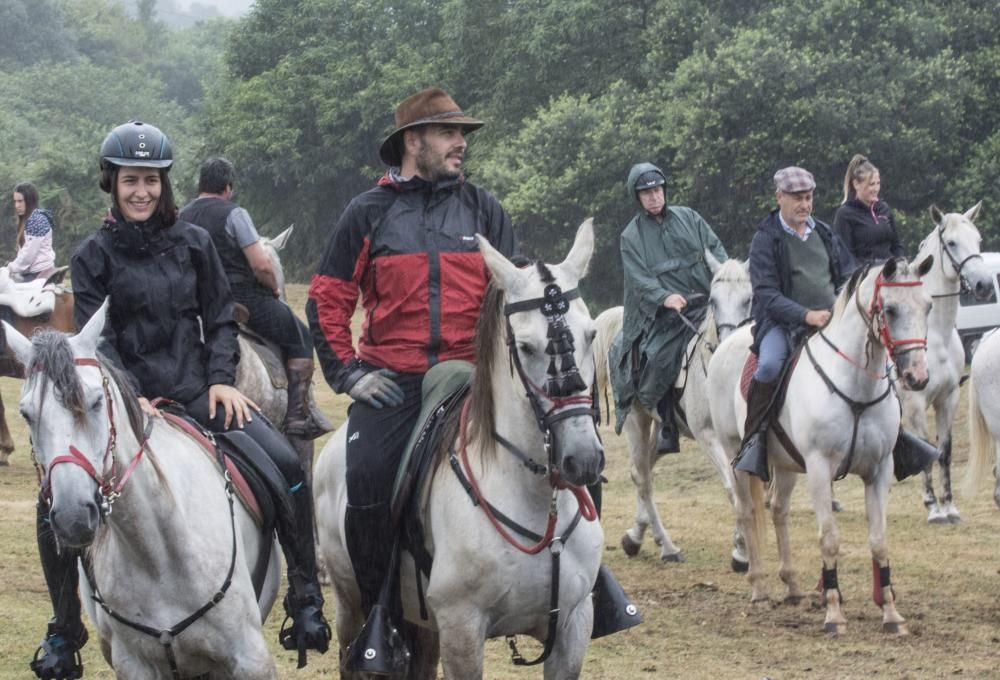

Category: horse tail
[749, 475, 768, 548]
[593, 306, 624, 423]
[963, 374, 993, 497]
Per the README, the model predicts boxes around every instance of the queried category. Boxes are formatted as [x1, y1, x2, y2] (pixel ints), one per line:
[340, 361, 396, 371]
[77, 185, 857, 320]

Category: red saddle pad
[740, 353, 758, 401]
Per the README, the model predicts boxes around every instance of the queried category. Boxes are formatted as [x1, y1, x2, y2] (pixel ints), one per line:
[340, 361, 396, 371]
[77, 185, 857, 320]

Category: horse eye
[884, 305, 898, 318]
[517, 342, 536, 357]
[947, 240, 957, 248]
[90, 396, 103, 413]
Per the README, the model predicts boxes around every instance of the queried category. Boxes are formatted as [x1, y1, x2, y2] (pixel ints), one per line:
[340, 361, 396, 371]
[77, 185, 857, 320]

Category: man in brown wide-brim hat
[307, 87, 516, 674]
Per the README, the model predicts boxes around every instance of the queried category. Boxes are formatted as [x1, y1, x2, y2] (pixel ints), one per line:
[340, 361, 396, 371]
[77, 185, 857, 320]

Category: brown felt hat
[379, 87, 484, 166]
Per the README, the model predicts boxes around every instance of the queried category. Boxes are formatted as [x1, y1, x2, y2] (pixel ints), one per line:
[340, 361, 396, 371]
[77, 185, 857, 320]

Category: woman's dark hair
[104, 165, 178, 227]
[13, 181, 39, 247]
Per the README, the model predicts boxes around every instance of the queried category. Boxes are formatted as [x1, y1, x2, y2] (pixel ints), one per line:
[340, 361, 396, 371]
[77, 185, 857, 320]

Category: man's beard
[416, 141, 462, 182]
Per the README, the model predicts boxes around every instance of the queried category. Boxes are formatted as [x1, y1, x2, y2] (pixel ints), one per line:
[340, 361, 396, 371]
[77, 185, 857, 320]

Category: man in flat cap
[307, 87, 519, 671]
[732, 166, 853, 480]
[612, 162, 727, 454]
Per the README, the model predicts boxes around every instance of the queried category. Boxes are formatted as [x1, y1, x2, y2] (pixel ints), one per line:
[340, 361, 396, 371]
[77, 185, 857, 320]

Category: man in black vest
[179, 157, 329, 439]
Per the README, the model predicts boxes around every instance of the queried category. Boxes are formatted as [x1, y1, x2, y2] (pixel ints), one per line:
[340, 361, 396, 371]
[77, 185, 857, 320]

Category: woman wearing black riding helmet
[30, 121, 330, 679]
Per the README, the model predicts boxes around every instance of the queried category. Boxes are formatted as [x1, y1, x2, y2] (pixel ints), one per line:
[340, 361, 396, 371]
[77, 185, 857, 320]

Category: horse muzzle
[896, 351, 930, 391]
[560, 445, 605, 488]
[49, 499, 101, 548]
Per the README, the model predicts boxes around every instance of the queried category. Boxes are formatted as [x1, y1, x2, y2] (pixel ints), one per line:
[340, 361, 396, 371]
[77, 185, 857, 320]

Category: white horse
[902, 203, 992, 523]
[963, 328, 1000, 508]
[593, 254, 752, 567]
[708, 256, 932, 634]
[6, 305, 280, 679]
[314, 220, 606, 678]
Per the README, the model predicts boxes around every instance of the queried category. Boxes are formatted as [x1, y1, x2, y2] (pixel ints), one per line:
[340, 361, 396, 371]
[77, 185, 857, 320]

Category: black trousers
[233, 286, 312, 360]
[345, 370, 425, 507]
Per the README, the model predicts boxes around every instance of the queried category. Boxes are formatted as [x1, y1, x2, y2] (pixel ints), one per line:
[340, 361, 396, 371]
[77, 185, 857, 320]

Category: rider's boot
[31, 504, 87, 680]
[892, 429, 940, 481]
[343, 503, 409, 676]
[591, 565, 643, 638]
[283, 357, 333, 440]
[655, 390, 680, 455]
[277, 487, 331, 668]
[732, 378, 778, 482]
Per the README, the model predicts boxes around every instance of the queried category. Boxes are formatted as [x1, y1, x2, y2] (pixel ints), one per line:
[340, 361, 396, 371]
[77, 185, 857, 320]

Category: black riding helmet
[634, 169, 665, 193]
[99, 121, 173, 171]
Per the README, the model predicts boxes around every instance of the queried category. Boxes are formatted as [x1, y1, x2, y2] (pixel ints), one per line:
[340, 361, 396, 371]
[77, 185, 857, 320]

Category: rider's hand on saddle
[348, 368, 405, 409]
[663, 293, 688, 312]
[208, 384, 260, 429]
[805, 309, 832, 327]
[137, 397, 162, 418]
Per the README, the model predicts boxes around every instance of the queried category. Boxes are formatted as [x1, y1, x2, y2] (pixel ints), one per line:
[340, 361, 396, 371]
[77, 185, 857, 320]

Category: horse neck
[818, 286, 890, 394]
[918, 240, 961, 336]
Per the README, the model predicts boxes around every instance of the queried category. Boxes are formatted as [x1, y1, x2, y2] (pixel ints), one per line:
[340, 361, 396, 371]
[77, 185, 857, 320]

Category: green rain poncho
[610, 162, 728, 432]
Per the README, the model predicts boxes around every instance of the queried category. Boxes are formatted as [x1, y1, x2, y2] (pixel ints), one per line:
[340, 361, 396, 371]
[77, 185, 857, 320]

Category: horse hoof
[823, 622, 847, 636]
[831, 499, 843, 513]
[927, 511, 950, 525]
[662, 551, 685, 563]
[883, 621, 910, 636]
[948, 515, 962, 524]
[783, 594, 805, 606]
[750, 596, 771, 609]
[621, 534, 641, 557]
[731, 557, 749, 573]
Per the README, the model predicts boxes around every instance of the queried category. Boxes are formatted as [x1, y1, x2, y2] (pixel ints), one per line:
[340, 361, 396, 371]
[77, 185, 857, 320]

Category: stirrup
[591, 565, 643, 638]
[892, 430, 940, 481]
[342, 604, 411, 677]
[30, 627, 86, 680]
[656, 426, 680, 455]
[279, 589, 331, 668]
[283, 415, 327, 441]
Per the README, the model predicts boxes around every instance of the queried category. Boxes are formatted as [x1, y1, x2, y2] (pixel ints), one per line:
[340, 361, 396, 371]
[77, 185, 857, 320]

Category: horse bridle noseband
[33, 356, 238, 680]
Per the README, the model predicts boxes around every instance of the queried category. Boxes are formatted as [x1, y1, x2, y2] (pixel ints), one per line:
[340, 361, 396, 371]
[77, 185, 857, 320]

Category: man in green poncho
[610, 162, 728, 452]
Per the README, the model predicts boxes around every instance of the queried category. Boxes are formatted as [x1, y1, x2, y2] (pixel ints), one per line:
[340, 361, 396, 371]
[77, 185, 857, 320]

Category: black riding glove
[345, 368, 405, 409]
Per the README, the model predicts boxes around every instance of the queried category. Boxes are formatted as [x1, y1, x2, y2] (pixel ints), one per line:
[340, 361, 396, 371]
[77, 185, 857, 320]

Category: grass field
[3, 283, 1000, 679]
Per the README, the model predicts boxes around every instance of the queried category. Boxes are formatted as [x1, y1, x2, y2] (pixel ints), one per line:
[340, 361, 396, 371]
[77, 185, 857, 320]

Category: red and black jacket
[307, 172, 518, 392]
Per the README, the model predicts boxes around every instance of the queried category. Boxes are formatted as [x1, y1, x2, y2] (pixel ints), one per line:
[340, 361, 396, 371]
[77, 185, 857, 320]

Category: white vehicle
[957, 251, 1000, 362]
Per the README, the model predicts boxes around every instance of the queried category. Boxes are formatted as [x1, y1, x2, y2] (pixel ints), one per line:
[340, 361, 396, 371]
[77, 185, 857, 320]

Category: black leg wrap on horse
[33, 503, 87, 680]
[591, 565, 643, 639]
[278, 488, 331, 667]
[818, 564, 844, 605]
[892, 429, 940, 481]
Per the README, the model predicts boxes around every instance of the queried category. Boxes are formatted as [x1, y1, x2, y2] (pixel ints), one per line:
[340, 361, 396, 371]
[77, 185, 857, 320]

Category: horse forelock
[711, 257, 749, 286]
[26, 330, 86, 424]
[832, 263, 873, 322]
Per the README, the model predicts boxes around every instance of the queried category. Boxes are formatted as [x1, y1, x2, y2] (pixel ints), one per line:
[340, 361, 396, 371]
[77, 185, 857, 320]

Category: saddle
[0, 266, 68, 318]
[739, 343, 807, 470]
[156, 407, 283, 598]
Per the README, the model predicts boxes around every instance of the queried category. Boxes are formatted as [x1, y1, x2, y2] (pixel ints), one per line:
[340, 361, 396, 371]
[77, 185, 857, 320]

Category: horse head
[259, 224, 293, 301]
[706, 251, 751, 342]
[477, 219, 604, 488]
[5, 301, 130, 548]
[867, 256, 935, 390]
[924, 202, 991, 300]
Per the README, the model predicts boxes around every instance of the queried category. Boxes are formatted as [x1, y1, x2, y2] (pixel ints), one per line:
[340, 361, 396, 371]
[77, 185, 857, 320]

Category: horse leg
[806, 464, 846, 634]
[221, 635, 279, 679]
[543, 600, 593, 680]
[905, 399, 945, 523]
[865, 460, 909, 635]
[734, 470, 769, 604]
[406, 626, 440, 680]
[0, 393, 14, 464]
[769, 470, 804, 604]
[436, 608, 487, 679]
[623, 411, 682, 561]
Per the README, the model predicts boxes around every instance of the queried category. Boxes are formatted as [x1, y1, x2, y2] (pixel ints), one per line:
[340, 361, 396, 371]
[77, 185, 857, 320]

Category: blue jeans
[755, 327, 791, 384]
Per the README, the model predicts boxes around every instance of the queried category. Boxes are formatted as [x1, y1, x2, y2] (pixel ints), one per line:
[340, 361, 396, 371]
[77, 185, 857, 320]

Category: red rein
[457, 398, 597, 555]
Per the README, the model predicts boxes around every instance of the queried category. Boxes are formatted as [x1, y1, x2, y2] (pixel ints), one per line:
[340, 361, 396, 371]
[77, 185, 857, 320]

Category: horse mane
[831, 263, 873, 322]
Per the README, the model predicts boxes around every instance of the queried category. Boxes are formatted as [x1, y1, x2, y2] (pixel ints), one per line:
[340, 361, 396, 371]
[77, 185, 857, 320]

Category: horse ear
[881, 257, 899, 280]
[915, 254, 934, 278]
[270, 224, 295, 251]
[929, 205, 944, 225]
[1, 321, 32, 367]
[964, 201, 982, 223]
[73, 298, 110, 355]
[477, 235, 522, 293]
[558, 218, 595, 281]
[704, 249, 722, 276]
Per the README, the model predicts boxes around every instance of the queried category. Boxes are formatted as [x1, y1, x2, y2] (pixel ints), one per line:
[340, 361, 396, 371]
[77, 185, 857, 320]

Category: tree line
[3, 0, 998, 307]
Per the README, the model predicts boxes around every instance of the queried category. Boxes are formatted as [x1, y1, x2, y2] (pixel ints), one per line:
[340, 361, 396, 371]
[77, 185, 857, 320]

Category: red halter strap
[40, 357, 146, 511]
[868, 275, 927, 357]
